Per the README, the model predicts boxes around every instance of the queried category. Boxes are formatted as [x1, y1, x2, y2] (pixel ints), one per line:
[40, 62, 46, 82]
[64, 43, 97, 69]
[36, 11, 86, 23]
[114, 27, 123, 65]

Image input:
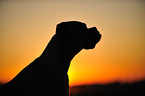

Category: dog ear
[84, 27, 101, 49]
[56, 22, 67, 35]
[55, 21, 88, 44]
[56, 21, 86, 35]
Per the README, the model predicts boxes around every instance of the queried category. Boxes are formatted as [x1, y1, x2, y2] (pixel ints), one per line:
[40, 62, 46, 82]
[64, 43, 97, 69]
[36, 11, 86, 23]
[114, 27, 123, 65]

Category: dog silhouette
[0, 21, 101, 96]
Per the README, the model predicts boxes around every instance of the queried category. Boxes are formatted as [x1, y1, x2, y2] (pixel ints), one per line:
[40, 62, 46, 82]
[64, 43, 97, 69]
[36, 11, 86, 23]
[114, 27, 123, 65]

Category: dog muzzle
[84, 27, 102, 49]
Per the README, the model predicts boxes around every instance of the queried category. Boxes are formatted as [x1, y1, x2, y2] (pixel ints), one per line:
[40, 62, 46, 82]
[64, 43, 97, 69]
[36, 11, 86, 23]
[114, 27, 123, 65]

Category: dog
[0, 21, 101, 96]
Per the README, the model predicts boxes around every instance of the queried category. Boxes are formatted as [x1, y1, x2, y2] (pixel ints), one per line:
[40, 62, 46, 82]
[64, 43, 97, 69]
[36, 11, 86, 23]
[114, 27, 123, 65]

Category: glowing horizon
[0, 0, 145, 86]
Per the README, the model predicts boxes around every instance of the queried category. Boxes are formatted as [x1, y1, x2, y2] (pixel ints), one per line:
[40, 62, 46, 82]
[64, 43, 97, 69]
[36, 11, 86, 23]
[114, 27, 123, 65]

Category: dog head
[56, 21, 101, 50]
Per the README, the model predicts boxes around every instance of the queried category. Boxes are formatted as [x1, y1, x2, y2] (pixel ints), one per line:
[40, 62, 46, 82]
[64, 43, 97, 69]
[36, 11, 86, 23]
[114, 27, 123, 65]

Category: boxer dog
[0, 21, 101, 96]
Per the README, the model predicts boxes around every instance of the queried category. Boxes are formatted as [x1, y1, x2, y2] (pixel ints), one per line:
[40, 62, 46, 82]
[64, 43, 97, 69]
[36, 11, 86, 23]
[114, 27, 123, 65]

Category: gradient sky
[0, 0, 145, 86]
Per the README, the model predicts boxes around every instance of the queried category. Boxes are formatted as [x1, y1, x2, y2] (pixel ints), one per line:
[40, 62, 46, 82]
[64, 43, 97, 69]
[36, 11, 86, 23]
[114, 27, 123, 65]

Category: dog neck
[40, 34, 83, 73]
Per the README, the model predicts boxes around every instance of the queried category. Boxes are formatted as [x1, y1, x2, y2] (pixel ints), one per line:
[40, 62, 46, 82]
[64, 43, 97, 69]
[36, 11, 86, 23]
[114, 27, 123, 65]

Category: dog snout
[83, 27, 101, 50]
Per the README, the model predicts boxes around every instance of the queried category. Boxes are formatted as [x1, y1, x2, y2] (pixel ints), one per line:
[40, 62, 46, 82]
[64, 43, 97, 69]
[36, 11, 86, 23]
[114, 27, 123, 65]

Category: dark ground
[70, 80, 145, 96]
[1, 80, 145, 96]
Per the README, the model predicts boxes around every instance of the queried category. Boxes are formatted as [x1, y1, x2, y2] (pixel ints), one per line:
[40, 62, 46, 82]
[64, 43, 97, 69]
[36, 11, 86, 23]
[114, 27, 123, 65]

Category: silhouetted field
[70, 81, 145, 96]
[1, 81, 145, 96]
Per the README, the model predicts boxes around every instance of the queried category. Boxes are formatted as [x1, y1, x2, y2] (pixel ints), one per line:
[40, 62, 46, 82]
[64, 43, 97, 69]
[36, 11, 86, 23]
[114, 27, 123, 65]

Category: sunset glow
[0, 0, 145, 86]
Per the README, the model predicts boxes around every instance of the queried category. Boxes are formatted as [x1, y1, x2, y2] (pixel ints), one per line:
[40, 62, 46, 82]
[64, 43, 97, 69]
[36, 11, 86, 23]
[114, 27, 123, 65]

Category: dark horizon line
[1, 79, 145, 87]
[70, 79, 145, 87]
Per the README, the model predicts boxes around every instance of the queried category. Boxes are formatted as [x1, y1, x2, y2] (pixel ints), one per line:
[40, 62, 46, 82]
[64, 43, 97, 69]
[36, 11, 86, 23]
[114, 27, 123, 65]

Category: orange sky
[0, 0, 145, 86]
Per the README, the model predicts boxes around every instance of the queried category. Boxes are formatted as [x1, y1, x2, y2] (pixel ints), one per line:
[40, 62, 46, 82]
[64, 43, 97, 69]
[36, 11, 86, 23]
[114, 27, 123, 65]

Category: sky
[0, 0, 145, 86]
